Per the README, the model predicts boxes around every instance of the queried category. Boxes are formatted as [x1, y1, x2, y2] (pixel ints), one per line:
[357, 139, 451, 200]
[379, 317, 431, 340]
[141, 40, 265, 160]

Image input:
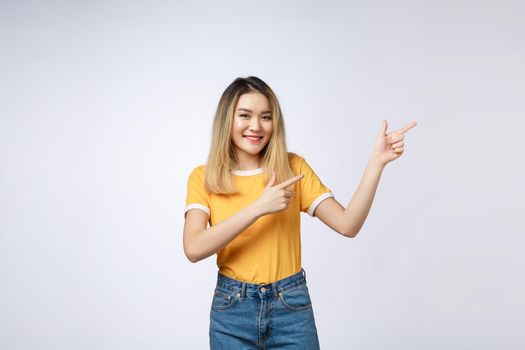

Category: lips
[243, 135, 263, 144]
[243, 135, 263, 140]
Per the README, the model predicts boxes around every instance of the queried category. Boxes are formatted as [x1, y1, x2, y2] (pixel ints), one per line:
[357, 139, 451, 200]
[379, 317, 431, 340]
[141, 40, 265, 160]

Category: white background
[1, 0, 524, 349]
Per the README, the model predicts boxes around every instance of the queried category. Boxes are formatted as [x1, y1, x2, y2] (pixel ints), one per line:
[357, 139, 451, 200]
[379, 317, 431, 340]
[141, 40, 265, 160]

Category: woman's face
[231, 92, 273, 160]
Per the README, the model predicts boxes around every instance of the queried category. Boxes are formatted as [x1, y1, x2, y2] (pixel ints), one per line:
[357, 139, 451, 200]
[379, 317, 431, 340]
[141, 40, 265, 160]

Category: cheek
[231, 122, 240, 136]
[231, 121, 247, 145]
[232, 120, 245, 133]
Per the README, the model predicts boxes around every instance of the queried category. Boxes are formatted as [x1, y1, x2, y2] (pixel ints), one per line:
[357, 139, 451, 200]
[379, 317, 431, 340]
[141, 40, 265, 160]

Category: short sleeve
[184, 166, 210, 218]
[299, 157, 334, 217]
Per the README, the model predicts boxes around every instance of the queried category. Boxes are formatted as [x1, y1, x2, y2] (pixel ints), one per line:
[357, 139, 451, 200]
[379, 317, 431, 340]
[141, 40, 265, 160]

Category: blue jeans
[209, 268, 320, 349]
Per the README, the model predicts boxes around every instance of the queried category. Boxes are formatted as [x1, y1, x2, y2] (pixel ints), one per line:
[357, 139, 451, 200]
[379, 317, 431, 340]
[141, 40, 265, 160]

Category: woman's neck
[234, 154, 262, 171]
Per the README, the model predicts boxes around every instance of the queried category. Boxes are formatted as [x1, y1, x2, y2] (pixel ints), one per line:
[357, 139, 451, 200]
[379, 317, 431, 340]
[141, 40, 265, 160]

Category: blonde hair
[205, 76, 295, 194]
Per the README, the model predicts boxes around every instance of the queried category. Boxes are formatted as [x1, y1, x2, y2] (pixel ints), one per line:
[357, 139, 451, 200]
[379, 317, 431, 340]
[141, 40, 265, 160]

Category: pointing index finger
[399, 121, 417, 134]
[276, 174, 304, 189]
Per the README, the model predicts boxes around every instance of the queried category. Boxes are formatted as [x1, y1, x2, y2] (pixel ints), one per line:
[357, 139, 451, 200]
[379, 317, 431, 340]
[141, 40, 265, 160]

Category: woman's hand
[372, 120, 417, 166]
[252, 172, 304, 217]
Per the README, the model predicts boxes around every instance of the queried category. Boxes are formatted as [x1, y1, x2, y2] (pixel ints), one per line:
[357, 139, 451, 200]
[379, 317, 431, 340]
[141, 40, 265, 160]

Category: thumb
[266, 171, 277, 188]
[379, 120, 390, 141]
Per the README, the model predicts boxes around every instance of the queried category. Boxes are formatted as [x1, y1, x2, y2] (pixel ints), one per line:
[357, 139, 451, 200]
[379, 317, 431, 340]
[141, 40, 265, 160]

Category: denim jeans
[209, 268, 320, 349]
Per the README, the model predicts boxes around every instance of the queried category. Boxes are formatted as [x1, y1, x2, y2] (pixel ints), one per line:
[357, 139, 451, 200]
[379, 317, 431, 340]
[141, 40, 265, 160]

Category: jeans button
[260, 287, 266, 292]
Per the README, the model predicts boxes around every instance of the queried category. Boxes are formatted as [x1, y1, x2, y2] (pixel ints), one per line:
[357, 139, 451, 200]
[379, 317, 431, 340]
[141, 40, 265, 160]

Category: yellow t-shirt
[184, 152, 333, 284]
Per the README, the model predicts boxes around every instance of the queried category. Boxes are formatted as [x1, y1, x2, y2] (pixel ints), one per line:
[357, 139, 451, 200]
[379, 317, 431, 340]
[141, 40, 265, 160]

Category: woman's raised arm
[314, 120, 417, 238]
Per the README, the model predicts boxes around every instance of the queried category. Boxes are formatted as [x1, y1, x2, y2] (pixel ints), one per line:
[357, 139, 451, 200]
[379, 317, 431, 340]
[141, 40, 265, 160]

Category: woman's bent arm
[183, 204, 262, 263]
[183, 173, 303, 263]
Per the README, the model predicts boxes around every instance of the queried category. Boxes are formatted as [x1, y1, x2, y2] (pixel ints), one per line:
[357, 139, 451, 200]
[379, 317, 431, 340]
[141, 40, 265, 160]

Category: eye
[262, 115, 272, 120]
[239, 114, 250, 118]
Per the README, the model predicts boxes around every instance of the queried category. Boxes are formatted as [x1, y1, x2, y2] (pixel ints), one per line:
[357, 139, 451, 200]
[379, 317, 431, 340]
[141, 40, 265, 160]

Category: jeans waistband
[215, 268, 308, 299]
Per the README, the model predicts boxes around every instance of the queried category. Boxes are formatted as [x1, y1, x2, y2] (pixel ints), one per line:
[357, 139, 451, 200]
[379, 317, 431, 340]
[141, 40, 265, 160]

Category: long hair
[205, 76, 295, 194]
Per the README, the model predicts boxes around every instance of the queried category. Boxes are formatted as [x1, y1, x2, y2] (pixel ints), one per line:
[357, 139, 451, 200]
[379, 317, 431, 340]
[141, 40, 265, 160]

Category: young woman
[183, 76, 417, 349]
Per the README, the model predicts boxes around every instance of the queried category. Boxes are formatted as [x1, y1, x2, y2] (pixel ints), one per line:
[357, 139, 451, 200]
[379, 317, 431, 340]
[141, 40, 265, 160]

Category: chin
[244, 148, 263, 156]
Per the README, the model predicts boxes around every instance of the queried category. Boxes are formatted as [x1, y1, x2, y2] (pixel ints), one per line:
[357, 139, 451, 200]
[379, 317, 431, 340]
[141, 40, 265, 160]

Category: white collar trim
[231, 167, 264, 176]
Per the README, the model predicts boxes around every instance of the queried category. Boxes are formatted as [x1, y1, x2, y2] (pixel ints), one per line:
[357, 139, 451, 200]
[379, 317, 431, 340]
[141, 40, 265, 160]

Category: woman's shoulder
[188, 164, 207, 178]
[287, 152, 306, 169]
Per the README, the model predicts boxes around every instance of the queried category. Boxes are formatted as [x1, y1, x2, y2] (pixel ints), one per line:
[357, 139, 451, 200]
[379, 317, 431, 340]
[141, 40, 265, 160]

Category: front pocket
[211, 288, 240, 311]
[278, 284, 312, 311]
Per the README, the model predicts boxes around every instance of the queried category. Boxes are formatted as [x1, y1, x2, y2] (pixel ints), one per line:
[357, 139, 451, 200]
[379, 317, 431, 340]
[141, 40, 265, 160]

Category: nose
[249, 117, 261, 131]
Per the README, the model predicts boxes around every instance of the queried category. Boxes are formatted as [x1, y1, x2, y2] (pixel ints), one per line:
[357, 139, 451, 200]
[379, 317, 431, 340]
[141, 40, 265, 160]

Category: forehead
[235, 92, 270, 111]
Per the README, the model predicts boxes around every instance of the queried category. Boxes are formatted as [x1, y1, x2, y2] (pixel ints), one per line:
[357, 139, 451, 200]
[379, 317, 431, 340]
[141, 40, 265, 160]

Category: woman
[183, 76, 417, 349]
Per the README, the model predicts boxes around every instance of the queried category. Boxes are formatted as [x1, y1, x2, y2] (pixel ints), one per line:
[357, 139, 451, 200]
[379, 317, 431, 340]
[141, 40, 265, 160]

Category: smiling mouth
[243, 136, 263, 140]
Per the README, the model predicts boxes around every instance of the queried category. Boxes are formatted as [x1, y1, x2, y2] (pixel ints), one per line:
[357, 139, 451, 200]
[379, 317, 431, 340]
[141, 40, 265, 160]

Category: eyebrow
[237, 108, 271, 114]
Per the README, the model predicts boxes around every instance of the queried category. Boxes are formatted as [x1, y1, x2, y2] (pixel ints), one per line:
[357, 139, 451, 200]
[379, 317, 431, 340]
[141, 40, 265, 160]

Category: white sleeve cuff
[184, 204, 210, 217]
[307, 192, 334, 217]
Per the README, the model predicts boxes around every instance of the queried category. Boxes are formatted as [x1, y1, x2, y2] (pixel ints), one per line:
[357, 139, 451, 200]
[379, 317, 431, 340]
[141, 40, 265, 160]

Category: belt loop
[241, 282, 246, 299]
[302, 268, 306, 283]
[272, 282, 279, 300]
